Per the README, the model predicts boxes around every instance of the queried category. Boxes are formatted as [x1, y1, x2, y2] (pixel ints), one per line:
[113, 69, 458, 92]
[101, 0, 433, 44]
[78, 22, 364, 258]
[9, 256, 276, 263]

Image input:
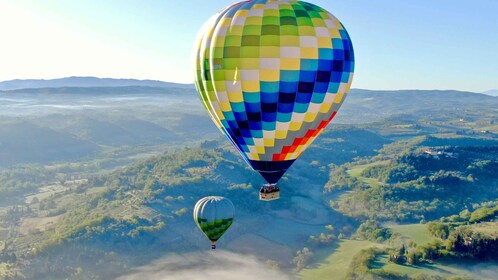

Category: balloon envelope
[193, 196, 235, 246]
[194, 0, 354, 184]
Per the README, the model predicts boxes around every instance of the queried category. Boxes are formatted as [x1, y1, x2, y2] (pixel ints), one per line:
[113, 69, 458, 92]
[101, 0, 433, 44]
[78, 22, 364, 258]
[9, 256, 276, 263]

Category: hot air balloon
[194, 0, 354, 201]
[193, 196, 235, 249]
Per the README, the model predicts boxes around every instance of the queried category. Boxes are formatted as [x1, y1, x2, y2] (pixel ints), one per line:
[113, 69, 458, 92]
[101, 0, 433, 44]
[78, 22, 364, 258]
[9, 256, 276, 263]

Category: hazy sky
[1, 0, 497, 91]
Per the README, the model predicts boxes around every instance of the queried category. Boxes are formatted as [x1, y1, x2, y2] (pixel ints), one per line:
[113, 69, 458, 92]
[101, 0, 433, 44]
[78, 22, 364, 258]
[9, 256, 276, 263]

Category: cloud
[116, 251, 294, 280]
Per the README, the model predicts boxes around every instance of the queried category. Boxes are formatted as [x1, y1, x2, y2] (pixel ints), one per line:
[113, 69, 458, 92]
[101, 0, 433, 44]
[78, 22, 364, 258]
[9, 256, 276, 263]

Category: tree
[469, 206, 498, 223]
[325, 224, 335, 232]
[293, 247, 313, 271]
[406, 250, 423, 265]
[399, 244, 406, 255]
[427, 222, 450, 239]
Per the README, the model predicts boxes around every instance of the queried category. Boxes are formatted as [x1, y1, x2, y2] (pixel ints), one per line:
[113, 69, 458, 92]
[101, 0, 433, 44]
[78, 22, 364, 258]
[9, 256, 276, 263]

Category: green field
[466, 222, 498, 238]
[300, 227, 494, 280]
[374, 223, 495, 279]
[388, 223, 434, 246]
[373, 255, 478, 278]
[346, 160, 389, 188]
[300, 240, 381, 280]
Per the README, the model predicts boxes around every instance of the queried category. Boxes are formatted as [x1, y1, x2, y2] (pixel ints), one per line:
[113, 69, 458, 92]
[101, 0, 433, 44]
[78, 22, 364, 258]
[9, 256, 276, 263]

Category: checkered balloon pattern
[194, 0, 354, 184]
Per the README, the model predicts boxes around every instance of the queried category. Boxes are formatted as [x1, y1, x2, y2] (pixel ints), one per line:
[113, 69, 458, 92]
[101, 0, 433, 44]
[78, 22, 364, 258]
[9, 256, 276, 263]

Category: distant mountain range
[2, 77, 497, 100]
[0, 86, 197, 95]
[0, 76, 192, 91]
[483, 89, 498, 96]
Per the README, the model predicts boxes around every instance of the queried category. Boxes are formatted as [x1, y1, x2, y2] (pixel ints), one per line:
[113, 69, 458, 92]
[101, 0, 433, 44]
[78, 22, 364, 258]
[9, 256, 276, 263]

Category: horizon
[1, 76, 497, 94]
[1, 0, 498, 92]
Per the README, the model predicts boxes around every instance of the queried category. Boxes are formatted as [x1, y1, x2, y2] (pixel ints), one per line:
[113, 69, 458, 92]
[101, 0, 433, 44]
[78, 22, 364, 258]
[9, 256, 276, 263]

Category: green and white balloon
[193, 196, 235, 249]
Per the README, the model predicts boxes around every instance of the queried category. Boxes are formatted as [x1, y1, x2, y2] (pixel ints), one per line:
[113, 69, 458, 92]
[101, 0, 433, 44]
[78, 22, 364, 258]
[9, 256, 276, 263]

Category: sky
[0, 0, 497, 92]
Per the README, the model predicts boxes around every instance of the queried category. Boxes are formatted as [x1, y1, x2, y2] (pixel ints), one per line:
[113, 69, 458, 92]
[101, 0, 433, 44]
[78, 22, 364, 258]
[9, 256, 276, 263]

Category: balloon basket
[259, 184, 280, 201]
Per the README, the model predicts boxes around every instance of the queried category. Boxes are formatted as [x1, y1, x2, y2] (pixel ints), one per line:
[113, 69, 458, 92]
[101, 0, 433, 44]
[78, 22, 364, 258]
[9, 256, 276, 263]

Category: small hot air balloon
[193, 196, 235, 249]
[194, 0, 354, 200]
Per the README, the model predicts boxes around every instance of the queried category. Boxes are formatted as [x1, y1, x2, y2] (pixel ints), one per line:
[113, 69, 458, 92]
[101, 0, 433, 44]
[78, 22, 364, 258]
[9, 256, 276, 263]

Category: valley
[0, 85, 497, 279]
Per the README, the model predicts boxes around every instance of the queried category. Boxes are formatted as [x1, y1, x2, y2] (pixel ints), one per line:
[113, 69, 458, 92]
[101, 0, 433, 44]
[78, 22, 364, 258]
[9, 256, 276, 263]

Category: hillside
[0, 77, 191, 91]
[0, 86, 497, 279]
[0, 87, 495, 169]
[0, 125, 395, 279]
[337, 89, 498, 124]
[0, 87, 217, 167]
[0, 86, 196, 95]
[484, 89, 498, 96]
[0, 121, 100, 166]
[1, 123, 496, 279]
[327, 138, 498, 222]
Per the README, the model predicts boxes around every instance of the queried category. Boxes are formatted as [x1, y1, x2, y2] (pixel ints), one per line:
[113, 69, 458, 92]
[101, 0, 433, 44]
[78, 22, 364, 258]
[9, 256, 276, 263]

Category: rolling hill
[0, 86, 197, 95]
[0, 85, 496, 167]
[0, 76, 192, 91]
[0, 82, 497, 279]
[0, 121, 99, 166]
[483, 89, 498, 96]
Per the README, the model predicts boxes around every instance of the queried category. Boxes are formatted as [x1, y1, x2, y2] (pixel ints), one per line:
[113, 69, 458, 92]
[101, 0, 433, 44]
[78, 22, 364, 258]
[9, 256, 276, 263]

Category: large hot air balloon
[193, 196, 235, 249]
[194, 0, 354, 200]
